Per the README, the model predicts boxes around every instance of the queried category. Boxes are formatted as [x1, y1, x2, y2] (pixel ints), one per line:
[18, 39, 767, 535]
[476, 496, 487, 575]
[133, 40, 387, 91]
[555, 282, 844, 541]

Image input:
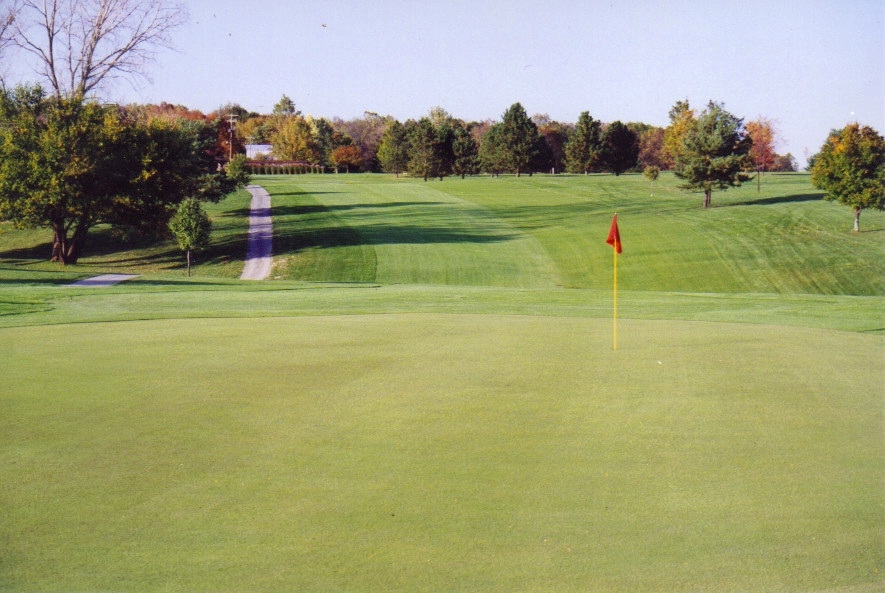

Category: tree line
[231, 97, 798, 180]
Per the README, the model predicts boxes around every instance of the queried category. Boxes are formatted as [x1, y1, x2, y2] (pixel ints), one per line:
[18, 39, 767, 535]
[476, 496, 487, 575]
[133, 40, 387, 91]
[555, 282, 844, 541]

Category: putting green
[2, 314, 882, 592]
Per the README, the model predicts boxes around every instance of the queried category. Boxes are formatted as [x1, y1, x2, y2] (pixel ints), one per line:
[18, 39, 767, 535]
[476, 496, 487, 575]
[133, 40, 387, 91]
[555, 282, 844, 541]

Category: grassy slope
[258, 173, 884, 295]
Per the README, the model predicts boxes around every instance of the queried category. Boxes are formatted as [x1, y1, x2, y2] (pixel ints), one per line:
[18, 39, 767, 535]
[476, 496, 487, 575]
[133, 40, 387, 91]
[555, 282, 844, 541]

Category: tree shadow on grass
[729, 193, 824, 207]
[221, 201, 446, 219]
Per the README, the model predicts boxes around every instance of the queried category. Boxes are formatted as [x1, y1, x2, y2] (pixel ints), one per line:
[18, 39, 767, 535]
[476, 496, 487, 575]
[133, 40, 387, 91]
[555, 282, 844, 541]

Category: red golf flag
[606, 214, 622, 254]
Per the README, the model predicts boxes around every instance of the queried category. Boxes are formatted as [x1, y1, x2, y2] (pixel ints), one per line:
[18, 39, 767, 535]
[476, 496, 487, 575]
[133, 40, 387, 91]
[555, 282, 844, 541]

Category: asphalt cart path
[240, 184, 273, 280]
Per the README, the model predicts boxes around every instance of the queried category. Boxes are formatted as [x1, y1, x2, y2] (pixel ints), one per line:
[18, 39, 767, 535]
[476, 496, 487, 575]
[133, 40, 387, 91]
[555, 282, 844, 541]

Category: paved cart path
[240, 184, 273, 280]
[66, 274, 139, 287]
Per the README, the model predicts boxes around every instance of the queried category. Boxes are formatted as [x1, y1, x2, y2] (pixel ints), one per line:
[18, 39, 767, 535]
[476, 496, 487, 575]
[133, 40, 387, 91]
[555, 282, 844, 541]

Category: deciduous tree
[0, 86, 237, 263]
[330, 144, 363, 173]
[601, 120, 639, 175]
[811, 123, 885, 232]
[270, 115, 319, 162]
[746, 117, 778, 173]
[12, 0, 186, 98]
[662, 99, 695, 169]
[0, 86, 128, 263]
[638, 127, 666, 169]
[168, 197, 211, 276]
[644, 165, 660, 196]
[674, 101, 753, 208]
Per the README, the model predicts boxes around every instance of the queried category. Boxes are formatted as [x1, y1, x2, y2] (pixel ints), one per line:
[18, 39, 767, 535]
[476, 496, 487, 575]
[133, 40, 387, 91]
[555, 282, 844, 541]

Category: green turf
[3, 315, 883, 592]
[1, 173, 883, 592]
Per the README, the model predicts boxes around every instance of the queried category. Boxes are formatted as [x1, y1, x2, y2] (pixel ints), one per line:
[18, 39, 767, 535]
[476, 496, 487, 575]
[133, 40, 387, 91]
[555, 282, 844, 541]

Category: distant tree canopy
[0, 85, 240, 264]
[811, 123, 885, 232]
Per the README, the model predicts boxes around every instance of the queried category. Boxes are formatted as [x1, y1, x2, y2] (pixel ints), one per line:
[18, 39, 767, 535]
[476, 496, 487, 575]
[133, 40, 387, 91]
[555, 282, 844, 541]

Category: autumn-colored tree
[662, 99, 695, 169]
[638, 127, 667, 169]
[271, 116, 320, 162]
[811, 123, 885, 232]
[746, 117, 778, 174]
[334, 112, 390, 172]
[330, 145, 363, 173]
[533, 114, 571, 173]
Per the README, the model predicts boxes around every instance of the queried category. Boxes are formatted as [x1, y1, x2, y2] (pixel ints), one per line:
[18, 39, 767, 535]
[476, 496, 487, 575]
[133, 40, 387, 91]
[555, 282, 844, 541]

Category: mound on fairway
[2, 314, 882, 593]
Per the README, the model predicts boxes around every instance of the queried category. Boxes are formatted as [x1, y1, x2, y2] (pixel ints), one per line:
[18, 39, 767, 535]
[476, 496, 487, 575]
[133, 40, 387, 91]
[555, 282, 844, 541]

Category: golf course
[2, 172, 883, 592]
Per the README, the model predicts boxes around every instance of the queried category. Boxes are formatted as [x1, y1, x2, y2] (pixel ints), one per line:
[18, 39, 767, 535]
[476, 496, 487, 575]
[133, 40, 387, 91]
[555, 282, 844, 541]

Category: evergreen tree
[674, 101, 753, 208]
[377, 120, 410, 177]
[479, 124, 507, 176]
[451, 123, 479, 178]
[407, 118, 440, 181]
[564, 111, 603, 174]
[499, 102, 540, 176]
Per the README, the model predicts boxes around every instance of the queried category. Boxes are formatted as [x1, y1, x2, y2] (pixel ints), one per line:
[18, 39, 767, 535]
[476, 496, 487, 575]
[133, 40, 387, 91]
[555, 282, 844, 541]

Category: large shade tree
[674, 101, 753, 208]
[0, 86, 238, 263]
[811, 123, 885, 232]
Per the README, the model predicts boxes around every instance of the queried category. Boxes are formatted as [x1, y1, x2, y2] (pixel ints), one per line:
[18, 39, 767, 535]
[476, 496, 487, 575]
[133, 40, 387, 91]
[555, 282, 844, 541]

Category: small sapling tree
[169, 198, 211, 277]
[644, 165, 660, 196]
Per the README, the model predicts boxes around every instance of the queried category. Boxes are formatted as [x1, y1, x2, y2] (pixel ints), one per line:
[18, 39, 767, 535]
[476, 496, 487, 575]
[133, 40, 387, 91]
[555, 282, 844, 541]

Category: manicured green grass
[3, 315, 882, 592]
[1, 173, 883, 592]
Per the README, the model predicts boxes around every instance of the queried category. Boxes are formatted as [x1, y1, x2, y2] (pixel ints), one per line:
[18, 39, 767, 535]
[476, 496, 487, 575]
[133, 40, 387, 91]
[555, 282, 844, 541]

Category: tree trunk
[186, 249, 191, 277]
[854, 207, 861, 232]
[703, 189, 712, 208]
[50, 225, 69, 264]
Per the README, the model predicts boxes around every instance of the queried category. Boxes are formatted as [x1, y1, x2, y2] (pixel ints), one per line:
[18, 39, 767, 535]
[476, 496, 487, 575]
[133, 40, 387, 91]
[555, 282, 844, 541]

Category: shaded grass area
[0, 187, 252, 280]
[2, 315, 882, 592]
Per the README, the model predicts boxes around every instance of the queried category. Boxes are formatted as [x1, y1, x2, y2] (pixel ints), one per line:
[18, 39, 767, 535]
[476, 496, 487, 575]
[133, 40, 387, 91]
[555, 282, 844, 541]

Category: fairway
[1, 173, 884, 592]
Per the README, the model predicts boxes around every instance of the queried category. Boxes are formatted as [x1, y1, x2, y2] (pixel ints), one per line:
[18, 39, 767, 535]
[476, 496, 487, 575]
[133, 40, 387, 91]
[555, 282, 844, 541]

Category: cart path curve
[240, 184, 273, 280]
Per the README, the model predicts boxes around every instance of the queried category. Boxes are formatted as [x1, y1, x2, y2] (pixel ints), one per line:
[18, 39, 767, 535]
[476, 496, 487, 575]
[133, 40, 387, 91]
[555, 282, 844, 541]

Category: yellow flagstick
[613, 243, 618, 350]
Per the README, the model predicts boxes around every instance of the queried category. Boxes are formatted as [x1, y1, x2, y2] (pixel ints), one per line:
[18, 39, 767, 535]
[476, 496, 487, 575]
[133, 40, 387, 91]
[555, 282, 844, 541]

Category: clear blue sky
[109, 0, 883, 167]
